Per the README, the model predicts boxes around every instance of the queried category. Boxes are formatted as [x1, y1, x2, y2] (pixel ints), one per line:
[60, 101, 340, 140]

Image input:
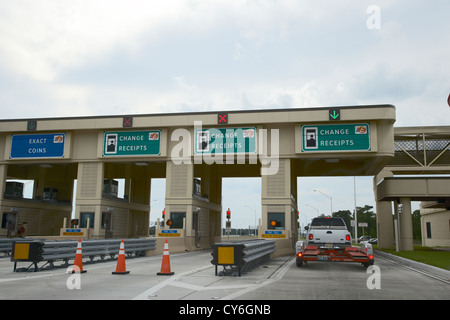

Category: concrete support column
[199, 165, 222, 246]
[373, 170, 395, 249]
[75, 162, 104, 237]
[0, 164, 7, 199]
[376, 201, 395, 248]
[164, 160, 193, 236]
[261, 158, 296, 254]
[398, 197, 414, 251]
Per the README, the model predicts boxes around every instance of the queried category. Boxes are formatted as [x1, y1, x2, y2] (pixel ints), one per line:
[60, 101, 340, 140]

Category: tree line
[333, 205, 422, 240]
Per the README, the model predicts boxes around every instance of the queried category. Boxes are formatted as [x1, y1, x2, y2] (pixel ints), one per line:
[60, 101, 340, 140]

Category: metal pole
[354, 177, 358, 243]
[244, 205, 257, 237]
[314, 190, 333, 216]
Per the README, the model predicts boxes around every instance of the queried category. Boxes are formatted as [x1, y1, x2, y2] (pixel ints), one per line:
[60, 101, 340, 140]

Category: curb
[374, 250, 450, 282]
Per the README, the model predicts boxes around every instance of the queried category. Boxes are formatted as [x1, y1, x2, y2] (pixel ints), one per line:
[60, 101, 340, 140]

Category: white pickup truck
[305, 217, 352, 248]
[296, 217, 374, 268]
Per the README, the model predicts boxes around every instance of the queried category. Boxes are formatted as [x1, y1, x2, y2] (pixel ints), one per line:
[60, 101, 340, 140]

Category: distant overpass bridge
[375, 126, 450, 250]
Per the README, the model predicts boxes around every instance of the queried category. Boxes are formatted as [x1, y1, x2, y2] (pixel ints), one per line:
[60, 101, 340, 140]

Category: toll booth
[0, 105, 397, 254]
[0, 163, 76, 237]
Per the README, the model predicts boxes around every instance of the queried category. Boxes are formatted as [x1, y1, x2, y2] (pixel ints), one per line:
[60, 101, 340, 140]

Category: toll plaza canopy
[0, 104, 396, 254]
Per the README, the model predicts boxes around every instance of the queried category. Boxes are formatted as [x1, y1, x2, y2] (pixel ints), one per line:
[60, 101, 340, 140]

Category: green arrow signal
[330, 110, 339, 119]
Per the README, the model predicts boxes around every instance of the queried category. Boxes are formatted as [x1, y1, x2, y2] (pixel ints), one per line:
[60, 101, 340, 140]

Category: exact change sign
[103, 130, 161, 156]
[10, 133, 65, 159]
[194, 127, 257, 154]
[302, 123, 370, 152]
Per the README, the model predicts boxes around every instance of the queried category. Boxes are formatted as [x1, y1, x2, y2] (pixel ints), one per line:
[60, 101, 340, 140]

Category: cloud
[233, 42, 246, 60]
[1, 1, 447, 229]
[0, 1, 449, 122]
[0, 0, 187, 82]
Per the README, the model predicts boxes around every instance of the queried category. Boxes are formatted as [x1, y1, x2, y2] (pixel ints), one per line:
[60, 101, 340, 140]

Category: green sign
[194, 127, 257, 154]
[302, 123, 370, 152]
[103, 130, 161, 156]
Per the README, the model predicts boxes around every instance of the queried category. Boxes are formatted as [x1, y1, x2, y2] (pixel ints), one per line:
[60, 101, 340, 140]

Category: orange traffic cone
[157, 239, 174, 275]
[70, 238, 86, 273]
[112, 239, 129, 275]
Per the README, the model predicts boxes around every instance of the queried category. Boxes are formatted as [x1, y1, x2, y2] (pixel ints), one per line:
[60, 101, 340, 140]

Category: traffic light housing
[226, 208, 231, 220]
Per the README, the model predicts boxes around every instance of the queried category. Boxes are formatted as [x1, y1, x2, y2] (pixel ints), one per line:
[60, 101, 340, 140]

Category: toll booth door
[2, 213, 17, 238]
[2, 212, 17, 238]
[102, 212, 112, 238]
[193, 213, 199, 248]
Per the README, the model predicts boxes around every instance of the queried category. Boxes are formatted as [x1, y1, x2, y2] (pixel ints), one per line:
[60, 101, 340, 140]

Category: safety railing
[1, 238, 41, 256]
[10, 238, 156, 272]
[211, 239, 276, 276]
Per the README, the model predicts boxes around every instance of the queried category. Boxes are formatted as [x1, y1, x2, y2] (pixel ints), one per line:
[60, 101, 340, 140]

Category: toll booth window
[80, 212, 95, 228]
[426, 222, 432, 239]
[268, 212, 285, 230]
[1, 213, 8, 228]
[1, 213, 16, 229]
[170, 212, 186, 229]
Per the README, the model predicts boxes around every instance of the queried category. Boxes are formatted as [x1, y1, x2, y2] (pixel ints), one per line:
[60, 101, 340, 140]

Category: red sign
[123, 117, 133, 127]
[218, 113, 228, 124]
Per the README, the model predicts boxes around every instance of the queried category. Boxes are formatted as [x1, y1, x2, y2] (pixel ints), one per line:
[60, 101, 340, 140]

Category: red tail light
[297, 252, 303, 258]
[369, 254, 374, 260]
[308, 234, 313, 240]
[346, 234, 350, 241]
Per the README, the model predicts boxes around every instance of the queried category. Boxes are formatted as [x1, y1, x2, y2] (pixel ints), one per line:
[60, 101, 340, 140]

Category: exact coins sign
[261, 231, 286, 239]
[194, 127, 257, 154]
[302, 123, 370, 152]
[10, 133, 66, 159]
[103, 130, 161, 156]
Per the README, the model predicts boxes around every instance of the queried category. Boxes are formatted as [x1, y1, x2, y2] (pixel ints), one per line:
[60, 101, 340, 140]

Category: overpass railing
[211, 239, 276, 276]
[10, 238, 156, 272]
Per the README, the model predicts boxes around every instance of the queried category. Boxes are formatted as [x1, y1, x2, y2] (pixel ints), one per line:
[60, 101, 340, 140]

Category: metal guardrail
[9, 238, 156, 272]
[1, 238, 42, 256]
[211, 239, 276, 276]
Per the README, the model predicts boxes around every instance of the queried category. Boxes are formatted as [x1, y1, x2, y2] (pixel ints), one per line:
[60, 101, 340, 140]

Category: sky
[1, 1, 449, 228]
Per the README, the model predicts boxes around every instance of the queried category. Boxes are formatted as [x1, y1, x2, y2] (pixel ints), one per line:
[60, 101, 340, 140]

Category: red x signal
[123, 117, 133, 127]
[218, 113, 228, 124]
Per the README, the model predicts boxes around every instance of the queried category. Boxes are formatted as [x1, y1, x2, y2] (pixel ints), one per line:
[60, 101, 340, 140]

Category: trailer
[296, 240, 374, 268]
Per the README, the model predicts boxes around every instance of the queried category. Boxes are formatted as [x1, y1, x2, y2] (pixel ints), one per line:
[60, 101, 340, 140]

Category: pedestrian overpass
[375, 125, 450, 250]
[0, 105, 448, 254]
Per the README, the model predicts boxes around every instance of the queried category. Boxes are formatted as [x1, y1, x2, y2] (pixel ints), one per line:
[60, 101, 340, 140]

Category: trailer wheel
[296, 260, 303, 267]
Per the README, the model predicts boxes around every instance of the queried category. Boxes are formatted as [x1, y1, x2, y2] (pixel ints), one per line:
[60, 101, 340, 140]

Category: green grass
[377, 246, 450, 271]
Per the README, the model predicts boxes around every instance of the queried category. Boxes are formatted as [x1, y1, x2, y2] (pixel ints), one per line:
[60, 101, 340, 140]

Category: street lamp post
[313, 189, 333, 216]
[244, 205, 257, 237]
[305, 203, 319, 217]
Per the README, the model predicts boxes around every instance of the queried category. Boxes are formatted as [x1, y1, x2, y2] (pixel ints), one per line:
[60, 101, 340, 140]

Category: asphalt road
[0, 249, 448, 301]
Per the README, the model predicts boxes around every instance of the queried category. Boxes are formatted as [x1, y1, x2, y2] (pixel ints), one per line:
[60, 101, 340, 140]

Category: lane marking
[219, 257, 295, 300]
[133, 264, 214, 300]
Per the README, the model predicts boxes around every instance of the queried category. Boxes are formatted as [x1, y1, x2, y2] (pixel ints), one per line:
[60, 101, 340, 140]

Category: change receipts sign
[103, 130, 161, 156]
[194, 127, 257, 154]
[302, 123, 370, 152]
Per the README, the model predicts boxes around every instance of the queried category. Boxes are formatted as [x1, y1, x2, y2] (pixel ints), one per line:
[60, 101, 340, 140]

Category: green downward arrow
[330, 110, 339, 119]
